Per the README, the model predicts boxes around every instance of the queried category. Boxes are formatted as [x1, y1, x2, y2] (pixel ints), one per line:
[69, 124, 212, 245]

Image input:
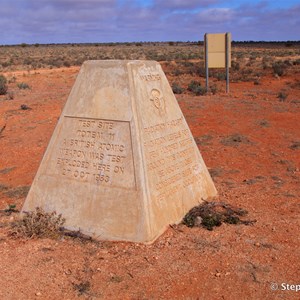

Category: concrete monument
[22, 60, 217, 243]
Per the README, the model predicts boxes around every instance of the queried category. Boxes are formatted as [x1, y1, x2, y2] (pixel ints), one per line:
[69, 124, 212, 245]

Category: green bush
[278, 91, 288, 102]
[188, 80, 206, 95]
[17, 82, 30, 89]
[210, 84, 218, 95]
[0, 74, 8, 95]
[172, 83, 184, 94]
[215, 72, 226, 81]
[272, 62, 285, 76]
[231, 61, 240, 71]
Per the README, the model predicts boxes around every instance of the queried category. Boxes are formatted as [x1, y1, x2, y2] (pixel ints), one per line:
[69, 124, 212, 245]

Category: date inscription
[46, 117, 135, 189]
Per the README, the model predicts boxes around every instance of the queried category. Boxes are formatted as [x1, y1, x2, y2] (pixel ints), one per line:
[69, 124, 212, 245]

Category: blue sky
[1, 0, 299, 45]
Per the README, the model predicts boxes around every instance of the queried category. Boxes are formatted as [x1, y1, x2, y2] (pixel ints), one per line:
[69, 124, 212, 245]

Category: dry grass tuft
[10, 207, 65, 239]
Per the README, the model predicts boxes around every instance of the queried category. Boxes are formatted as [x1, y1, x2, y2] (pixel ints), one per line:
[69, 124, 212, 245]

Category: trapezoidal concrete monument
[22, 60, 217, 243]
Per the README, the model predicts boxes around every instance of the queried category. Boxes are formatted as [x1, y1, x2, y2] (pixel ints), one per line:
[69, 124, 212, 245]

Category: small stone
[215, 272, 221, 277]
[64, 269, 71, 275]
[35, 292, 41, 296]
[194, 216, 203, 226]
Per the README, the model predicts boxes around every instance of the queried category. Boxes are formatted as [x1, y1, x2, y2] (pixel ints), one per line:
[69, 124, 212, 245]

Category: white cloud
[0, 0, 299, 44]
[197, 8, 235, 23]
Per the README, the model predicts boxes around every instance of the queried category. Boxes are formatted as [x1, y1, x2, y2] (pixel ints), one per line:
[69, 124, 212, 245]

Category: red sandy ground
[0, 66, 299, 299]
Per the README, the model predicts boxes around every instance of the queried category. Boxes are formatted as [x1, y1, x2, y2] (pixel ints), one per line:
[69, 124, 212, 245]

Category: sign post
[225, 32, 230, 93]
[204, 33, 209, 92]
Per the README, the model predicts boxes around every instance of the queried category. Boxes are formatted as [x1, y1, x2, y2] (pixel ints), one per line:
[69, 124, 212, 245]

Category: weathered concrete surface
[22, 60, 217, 243]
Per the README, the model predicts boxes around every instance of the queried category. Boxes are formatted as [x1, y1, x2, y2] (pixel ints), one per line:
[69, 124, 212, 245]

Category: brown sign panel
[205, 33, 231, 68]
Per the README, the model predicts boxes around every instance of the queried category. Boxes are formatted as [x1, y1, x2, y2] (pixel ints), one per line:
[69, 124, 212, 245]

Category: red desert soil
[0, 66, 299, 299]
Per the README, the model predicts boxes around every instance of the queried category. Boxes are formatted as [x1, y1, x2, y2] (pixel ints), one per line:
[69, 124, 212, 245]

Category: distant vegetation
[0, 41, 299, 95]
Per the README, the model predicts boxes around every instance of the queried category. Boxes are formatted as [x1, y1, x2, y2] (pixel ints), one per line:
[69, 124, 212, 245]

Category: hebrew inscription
[45, 116, 136, 189]
[143, 116, 203, 203]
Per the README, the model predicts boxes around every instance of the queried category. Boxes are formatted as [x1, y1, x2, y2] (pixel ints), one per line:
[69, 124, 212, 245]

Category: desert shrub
[23, 58, 32, 65]
[181, 61, 194, 68]
[277, 91, 288, 102]
[284, 59, 292, 66]
[182, 201, 254, 231]
[172, 83, 184, 94]
[1, 61, 10, 68]
[63, 60, 71, 67]
[7, 91, 14, 100]
[49, 59, 63, 68]
[0, 74, 8, 95]
[157, 54, 167, 61]
[188, 80, 206, 95]
[10, 207, 65, 239]
[272, 62, 285, 76]
[210, 84, 218, 95]
[197, 66, 206, 77]
[20, 104, 31, 110]
[184, 62, 204, 76]
[17, 82, 30, 89]
[231, 61, 240, 71]
[173, 69, 183, 76]
[293, 59, 300, 65]
[262, 56, 272, 69]
[215, 72, 226, 81]
[8, 76, 16, 83]
[74, 58, 85, 66]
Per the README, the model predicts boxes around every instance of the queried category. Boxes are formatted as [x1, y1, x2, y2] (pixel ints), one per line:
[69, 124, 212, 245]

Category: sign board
[205, 33, 231, 68]
[204, 32, 231, 92]
[22, 60, 217, 243]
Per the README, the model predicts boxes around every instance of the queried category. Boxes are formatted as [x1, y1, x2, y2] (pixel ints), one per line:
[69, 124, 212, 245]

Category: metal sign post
[205, 33, 209, 93]
[225, 32, 230, 93]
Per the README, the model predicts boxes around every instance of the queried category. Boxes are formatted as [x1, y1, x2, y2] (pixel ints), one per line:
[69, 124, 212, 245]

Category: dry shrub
[10, 207, 65, 239]
[0, 74, 8, 95]
[183, 201, 256, 231]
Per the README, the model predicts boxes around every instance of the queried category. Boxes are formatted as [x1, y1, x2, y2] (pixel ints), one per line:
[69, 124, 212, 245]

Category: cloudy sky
[1, 0, 299, 45]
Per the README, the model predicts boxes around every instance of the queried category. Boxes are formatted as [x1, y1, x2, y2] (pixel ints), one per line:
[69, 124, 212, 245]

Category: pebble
[35, 292, 41, 296]
[64, 269, 72, 275]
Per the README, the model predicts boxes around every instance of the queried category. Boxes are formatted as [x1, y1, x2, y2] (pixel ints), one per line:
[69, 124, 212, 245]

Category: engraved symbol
[150, 89, 165, 112]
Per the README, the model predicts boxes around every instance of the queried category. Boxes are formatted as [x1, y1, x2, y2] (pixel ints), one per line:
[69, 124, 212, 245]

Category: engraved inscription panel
[134, 64, 205, 205]
[45, 116, 136, 189]
[143, 116, 203, 204]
